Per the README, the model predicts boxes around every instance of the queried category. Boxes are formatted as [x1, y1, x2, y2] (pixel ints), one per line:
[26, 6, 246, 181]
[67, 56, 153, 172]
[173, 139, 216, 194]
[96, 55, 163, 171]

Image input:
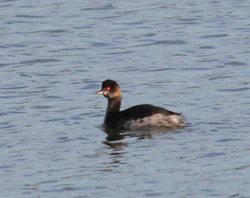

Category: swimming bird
[97, 79, 185, 130]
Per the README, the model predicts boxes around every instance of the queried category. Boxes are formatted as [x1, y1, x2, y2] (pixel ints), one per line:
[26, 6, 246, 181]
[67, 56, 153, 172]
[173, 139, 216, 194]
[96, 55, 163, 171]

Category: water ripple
[201, 34, 229, 39]
[19, 59, 60, 65]
[15, 15, 47, 19]
[224, 61, 247, 66]
[218, 87, 250, 92]
[0, 85, 28, 90]
[81, 3, 116, 11]
[30, 105, 54, 109]
[133, 40, 187, 47]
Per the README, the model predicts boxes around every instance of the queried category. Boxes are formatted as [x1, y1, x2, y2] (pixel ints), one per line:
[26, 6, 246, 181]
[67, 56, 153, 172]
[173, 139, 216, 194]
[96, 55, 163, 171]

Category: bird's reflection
[97, 125, 184, 172]
[101, 125, 181, 148]
[102, 126, 128, 148]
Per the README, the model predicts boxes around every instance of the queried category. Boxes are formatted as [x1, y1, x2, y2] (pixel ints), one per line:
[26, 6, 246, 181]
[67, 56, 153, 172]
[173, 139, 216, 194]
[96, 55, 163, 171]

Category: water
[1, 0, 250, 197]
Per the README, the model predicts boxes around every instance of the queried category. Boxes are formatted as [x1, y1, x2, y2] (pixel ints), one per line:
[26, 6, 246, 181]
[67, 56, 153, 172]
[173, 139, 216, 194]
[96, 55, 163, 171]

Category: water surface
[1, 0, 250, 197]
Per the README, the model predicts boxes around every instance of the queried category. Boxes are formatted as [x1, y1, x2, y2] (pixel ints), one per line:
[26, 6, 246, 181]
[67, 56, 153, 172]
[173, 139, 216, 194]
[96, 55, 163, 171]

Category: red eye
[106, 86, 111, 91]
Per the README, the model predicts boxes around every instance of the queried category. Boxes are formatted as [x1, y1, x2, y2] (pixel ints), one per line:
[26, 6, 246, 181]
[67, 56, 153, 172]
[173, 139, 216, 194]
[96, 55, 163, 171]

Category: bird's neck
[106, 96, 122, 113]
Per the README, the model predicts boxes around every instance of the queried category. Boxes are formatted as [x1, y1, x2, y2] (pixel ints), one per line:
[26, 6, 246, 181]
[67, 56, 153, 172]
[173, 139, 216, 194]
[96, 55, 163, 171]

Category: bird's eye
[106, 86, 111, 91]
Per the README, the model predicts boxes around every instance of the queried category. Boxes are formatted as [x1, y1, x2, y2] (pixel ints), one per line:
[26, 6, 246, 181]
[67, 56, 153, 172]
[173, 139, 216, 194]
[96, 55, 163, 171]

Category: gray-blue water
[1, 0, 250, 197]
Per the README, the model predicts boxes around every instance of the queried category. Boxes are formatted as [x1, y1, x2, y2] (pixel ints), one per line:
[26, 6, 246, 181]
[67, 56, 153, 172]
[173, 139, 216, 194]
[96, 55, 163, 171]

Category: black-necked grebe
[97, 79, 185, 130]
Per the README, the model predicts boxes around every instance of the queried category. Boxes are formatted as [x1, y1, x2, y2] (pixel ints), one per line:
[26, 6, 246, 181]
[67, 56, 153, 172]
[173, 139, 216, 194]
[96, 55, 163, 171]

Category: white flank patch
[124, 113, 185, 129]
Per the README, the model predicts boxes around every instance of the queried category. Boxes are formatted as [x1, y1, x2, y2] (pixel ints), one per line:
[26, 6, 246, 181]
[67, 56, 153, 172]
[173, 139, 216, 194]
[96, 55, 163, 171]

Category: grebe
[97, 79, 185, 130]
